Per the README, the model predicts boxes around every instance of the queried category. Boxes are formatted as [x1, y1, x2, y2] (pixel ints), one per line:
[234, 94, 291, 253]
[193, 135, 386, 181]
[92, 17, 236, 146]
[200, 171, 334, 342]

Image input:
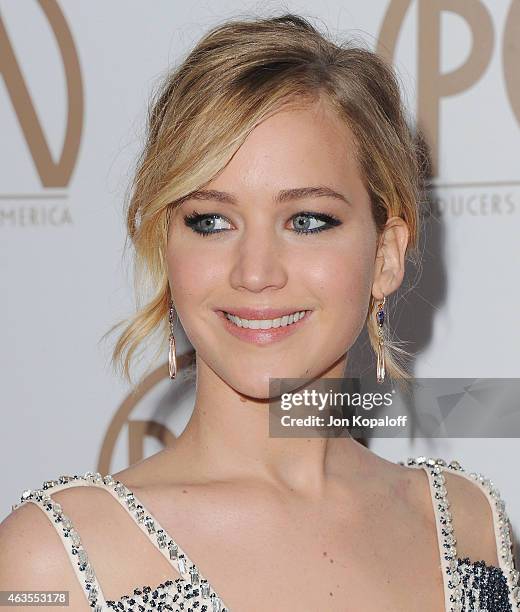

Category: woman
[1, 13, 518, 612]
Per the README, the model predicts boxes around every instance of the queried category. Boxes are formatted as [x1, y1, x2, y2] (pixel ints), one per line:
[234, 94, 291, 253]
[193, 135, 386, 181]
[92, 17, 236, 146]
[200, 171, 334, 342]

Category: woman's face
[167, 99, 380, 398]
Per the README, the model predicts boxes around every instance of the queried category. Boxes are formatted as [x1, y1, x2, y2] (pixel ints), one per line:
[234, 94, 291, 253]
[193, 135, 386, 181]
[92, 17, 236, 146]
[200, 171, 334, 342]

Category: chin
[223, 366, 319, 400]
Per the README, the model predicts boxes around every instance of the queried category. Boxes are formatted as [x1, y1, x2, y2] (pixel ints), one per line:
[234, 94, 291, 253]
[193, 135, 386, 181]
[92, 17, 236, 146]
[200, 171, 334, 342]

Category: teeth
[225, 310, 307, 329]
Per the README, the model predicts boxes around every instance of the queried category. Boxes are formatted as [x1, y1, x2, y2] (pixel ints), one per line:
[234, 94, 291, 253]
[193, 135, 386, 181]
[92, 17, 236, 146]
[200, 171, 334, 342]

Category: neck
[171, 355, 375, 498]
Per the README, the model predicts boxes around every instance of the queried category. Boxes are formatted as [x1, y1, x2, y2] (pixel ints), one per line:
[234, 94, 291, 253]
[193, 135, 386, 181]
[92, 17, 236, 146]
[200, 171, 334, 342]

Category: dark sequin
[105, 556, 515, 612]
[456, 557, 513, 611]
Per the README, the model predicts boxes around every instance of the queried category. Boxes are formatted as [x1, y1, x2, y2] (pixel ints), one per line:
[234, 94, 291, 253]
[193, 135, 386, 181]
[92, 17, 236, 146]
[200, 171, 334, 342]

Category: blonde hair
[106, 13, 424, 386]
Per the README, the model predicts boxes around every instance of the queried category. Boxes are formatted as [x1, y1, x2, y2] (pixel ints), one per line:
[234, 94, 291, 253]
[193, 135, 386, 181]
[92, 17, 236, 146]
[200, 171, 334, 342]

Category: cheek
[167, 247, 222, 306]
[166, 249, 220, 347]
[304, 233, 376, 311]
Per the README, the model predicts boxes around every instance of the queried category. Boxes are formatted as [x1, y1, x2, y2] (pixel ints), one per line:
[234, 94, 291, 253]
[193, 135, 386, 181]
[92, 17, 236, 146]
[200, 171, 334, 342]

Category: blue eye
[183, 210, 342, 237]
[290, 212, 341, 234]
[183, 212, 232, 236]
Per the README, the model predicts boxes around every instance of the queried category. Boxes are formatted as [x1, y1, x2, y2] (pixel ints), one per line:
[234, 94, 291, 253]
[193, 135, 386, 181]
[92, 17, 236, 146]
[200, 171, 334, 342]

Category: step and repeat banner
[1, 0, 519, 539]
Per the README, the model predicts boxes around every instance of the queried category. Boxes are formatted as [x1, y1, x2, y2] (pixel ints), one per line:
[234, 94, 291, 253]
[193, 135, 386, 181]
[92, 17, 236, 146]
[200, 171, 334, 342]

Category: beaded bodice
[11, 456, 520, 612]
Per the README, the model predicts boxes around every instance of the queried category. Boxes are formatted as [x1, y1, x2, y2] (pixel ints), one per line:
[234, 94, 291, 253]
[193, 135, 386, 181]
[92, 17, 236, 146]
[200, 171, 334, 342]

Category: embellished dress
[10, 456, 520, 611]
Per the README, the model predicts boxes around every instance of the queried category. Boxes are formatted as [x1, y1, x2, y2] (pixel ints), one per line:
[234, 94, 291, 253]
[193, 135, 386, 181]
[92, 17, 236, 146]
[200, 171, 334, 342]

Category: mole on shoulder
[323, 551, 327, 556]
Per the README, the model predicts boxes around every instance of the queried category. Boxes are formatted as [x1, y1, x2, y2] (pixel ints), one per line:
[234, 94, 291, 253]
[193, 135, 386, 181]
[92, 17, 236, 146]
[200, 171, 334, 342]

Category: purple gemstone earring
[376, 295, 386, 384]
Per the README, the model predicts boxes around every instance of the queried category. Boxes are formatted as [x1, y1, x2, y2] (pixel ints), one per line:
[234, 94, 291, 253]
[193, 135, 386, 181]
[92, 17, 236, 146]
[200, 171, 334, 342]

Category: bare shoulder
[0, 499, 91, 611]
[401, 456, 515, 569]
[444, 461, 519, 572]
[410, 458, 515, 567]
[443, 467, 502, 566]
[0, 473, 186, 604]
[110, 447, 206, 489]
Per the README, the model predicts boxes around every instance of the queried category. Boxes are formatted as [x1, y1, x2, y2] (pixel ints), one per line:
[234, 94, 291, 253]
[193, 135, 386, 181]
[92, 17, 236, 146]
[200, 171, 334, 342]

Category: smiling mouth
[220, 310, 311, 329]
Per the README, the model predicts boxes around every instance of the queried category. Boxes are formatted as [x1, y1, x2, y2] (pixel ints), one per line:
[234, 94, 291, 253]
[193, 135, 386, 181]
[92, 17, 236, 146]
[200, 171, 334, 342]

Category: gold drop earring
[376, 294, 386, 384]
[168, 298, 177, 379]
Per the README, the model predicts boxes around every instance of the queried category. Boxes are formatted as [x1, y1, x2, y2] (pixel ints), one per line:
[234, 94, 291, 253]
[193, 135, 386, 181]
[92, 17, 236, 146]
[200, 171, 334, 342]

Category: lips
[215, 307, 311, 320]
[214, 308, 313, 345]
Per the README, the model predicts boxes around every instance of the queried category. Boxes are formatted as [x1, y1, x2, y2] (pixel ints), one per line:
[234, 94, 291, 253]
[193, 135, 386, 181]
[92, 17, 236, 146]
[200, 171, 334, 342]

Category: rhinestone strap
[13, 471, 228, 612]
[90, 471, 227, 611]
[418, 461, 460, 611]
[400, 456, 520, 611]
[12, 474, 107, 611]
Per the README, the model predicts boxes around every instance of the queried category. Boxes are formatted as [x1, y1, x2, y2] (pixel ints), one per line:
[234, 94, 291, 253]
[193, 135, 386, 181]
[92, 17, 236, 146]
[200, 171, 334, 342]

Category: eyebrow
[181, 185, 352, 207]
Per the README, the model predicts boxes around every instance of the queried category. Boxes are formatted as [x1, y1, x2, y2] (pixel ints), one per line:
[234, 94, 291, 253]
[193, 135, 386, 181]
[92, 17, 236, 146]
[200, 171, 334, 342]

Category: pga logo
[377, 0, 520, 177]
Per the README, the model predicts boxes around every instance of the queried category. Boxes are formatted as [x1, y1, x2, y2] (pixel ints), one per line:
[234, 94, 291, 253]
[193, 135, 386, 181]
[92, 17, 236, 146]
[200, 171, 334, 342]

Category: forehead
[207, 99, 364, 198]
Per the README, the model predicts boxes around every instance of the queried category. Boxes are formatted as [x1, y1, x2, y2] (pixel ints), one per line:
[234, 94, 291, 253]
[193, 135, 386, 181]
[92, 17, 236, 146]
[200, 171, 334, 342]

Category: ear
[372, 216, 409, 300]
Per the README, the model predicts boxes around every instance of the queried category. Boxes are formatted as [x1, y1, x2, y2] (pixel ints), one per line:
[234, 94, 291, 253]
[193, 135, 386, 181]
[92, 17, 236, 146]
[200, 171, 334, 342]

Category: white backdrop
[1, 0, 518, 554]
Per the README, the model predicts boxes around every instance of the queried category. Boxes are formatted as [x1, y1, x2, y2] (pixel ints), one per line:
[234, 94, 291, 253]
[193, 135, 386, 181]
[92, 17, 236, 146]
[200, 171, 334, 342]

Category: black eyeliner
[183, 209, 343, 236]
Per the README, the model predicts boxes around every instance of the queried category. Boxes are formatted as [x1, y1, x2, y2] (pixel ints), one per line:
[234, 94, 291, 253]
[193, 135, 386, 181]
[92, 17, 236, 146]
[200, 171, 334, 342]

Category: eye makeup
[183, 210, 342, 237]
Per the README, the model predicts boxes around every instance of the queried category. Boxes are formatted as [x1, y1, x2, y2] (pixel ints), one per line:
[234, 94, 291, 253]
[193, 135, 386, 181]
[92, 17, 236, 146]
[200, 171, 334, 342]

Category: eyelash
[183, 210, 342, 237]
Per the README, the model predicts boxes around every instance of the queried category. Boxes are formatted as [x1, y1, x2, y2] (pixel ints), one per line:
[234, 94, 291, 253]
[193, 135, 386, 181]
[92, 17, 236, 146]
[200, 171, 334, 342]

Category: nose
[229, 223, 289, 293]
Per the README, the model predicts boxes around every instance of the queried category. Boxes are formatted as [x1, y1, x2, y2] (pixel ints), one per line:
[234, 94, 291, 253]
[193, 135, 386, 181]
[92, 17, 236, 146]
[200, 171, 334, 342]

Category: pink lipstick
[214, 308, 313, 345]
